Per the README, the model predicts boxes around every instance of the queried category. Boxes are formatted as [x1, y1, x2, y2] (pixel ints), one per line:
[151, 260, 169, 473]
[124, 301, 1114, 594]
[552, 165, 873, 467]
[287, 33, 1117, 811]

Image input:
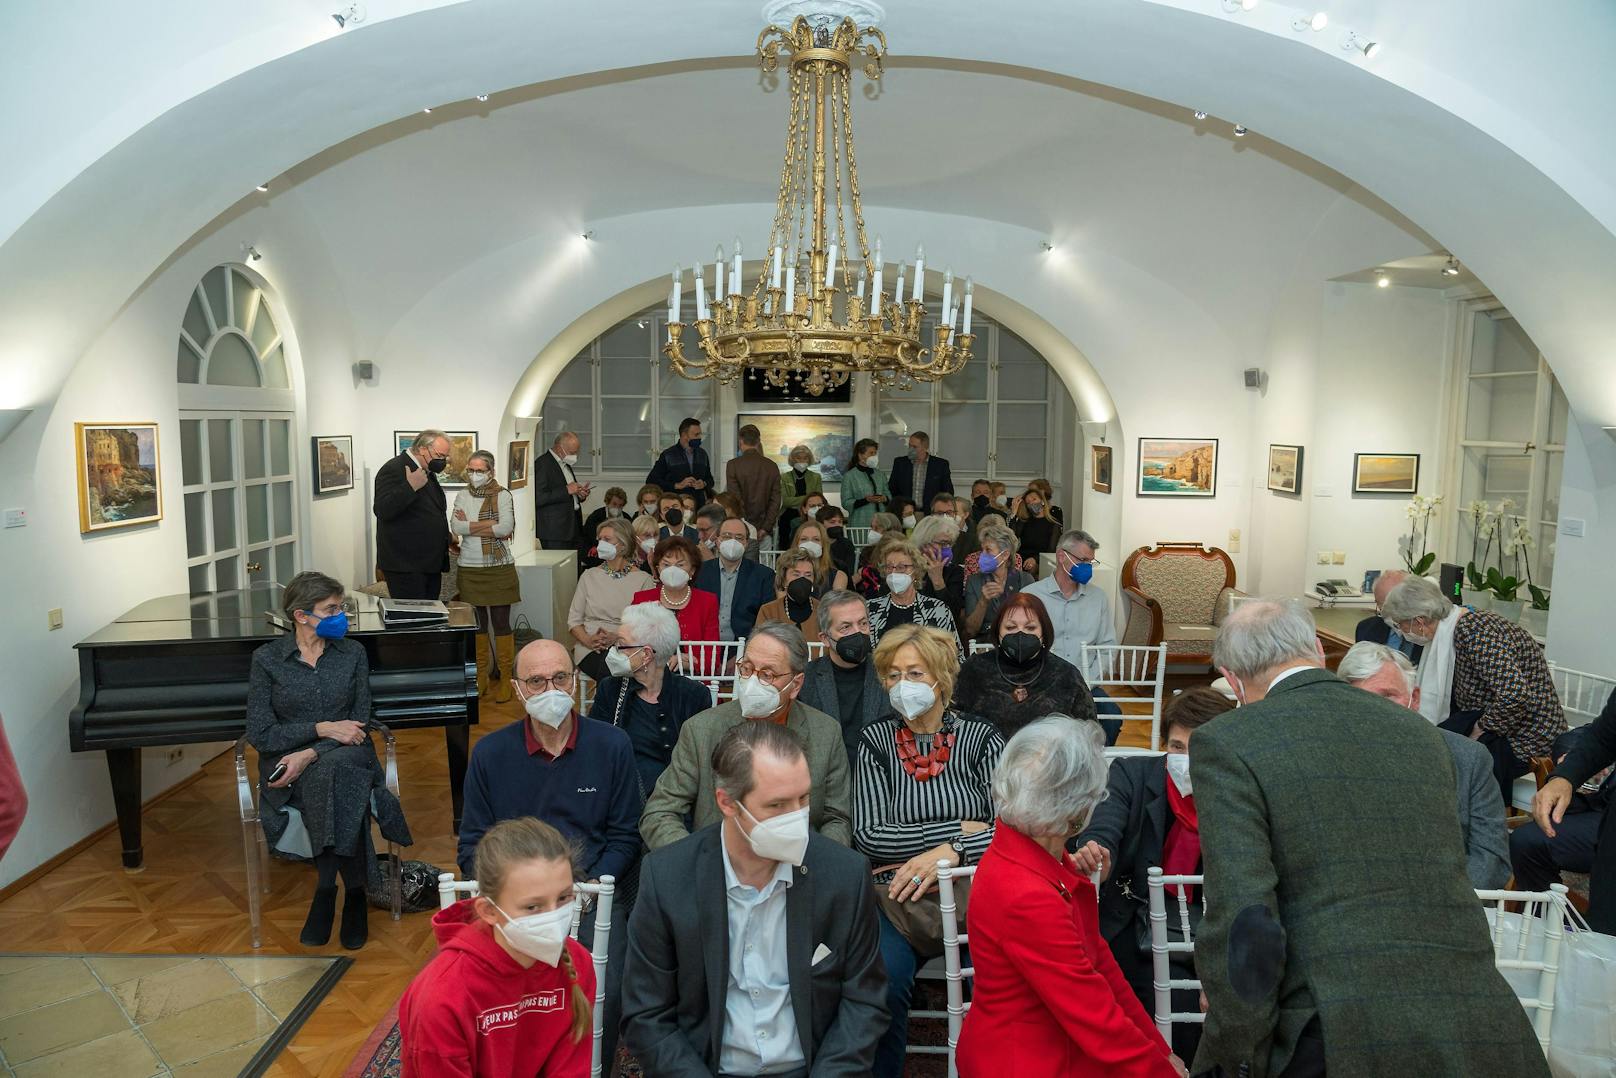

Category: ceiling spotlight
[1040, 241, 1055, 252]
[421, 107, 433, 114]
[255, 182, 269, 193]
[331, 4, 365, 28]
[1375, 270, 1391, 288]
[1442, 256, 1461, 277]
[476, 94, 490, 103]
[1293, 11, 1329, 31]
[1193, 110, 1208, 120]
[1221, 0, 1259, 11]
[1233, 124, 1248, 137]
[1344, 32, 1381, 58]
[241, 244, 263, 262]
[581, 230, 596, 241]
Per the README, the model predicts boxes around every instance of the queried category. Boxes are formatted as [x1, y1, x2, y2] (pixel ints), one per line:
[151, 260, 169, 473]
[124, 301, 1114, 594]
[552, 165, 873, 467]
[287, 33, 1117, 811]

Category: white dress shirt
[551, 448, 580, 509]
[1022, 573, 1117, 680]
[718, 830, 804, 1076]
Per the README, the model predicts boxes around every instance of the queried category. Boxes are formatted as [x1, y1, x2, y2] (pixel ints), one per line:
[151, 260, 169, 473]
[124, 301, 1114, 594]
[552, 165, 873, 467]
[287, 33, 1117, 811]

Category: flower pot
[1461, 588, 1493, 612]
[1519, 605, 1549, 638]
[1492, 598, 1525, 622]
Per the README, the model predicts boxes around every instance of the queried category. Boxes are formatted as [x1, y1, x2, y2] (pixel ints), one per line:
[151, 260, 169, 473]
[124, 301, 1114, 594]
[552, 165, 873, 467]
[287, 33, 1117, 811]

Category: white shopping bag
[1549, 905, 1616, 1078]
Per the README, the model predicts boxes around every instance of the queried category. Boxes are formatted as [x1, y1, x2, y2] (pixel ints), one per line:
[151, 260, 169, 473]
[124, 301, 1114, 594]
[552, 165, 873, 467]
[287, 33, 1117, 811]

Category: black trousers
[1439, 711, 1530, 806]
[382, 570, 441, 601]
[1511, 791, 1616, 932]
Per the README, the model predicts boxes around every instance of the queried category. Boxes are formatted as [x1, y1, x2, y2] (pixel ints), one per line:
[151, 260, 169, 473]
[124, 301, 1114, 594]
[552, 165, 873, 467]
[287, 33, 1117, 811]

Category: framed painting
[1090, 444, 1113, 494]
[738, 413, 855, 481]
[1267, 444, 1303, 494]
[1353, 452, 1420, 495]
[311, 435, 354, 494]
[393, 430, 479, 488]
[507, 440, 531, 489]
[1137, 438, 1218, 497]
[76, 422, 162, 533]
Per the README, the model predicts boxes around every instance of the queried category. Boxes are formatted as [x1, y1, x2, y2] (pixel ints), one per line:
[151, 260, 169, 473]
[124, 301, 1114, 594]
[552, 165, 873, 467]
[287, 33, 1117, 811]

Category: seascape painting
[739, 413, 855, 481]
[76, 422, 162, 532]
[1353, 453, 1420, 494]
[1267, 444, 1303, 494]
[1137, 437, 1218, 497]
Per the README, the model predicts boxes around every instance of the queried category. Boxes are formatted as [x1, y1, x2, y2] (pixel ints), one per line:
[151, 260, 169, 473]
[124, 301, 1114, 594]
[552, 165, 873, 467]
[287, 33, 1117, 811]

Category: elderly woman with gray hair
[955, 716, 1184, 1078]
[452, 449, 520, 703]
[587, 601, 712, 795]
[962, 517, 1031, 641]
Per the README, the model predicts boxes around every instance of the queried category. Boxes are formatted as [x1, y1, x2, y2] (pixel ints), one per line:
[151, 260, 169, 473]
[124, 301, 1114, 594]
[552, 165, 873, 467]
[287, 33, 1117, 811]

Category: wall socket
[47, 608, 63, 631]
[1227, 528, 1241, 553]
[1332, 551, 1346, 565]
[166, 747, 184, 765]
[1316, 551, 1331, 564]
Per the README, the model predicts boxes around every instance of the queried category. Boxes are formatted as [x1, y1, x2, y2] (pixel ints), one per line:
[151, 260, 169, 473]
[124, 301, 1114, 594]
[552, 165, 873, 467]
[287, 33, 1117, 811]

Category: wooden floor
[0, 695, 1158, 1077]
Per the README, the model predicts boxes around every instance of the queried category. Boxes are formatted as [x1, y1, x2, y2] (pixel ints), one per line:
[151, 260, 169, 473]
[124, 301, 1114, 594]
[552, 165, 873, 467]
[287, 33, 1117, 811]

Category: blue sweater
[457, 716, 643, 881]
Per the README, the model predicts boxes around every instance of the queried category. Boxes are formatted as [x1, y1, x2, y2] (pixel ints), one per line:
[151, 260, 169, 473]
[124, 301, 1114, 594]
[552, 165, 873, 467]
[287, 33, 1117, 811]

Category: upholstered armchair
[1120, 543, 1244, 668]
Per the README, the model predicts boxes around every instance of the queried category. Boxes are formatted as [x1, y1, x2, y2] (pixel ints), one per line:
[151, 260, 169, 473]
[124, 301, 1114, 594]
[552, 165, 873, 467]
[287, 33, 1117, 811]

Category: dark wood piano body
[70, 587, 479, 869]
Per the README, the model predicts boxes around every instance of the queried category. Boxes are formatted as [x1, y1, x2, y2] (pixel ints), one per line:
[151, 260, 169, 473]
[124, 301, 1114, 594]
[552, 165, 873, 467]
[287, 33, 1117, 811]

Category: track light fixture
[1221, 0, 1259, 11]
[422, 107, 433, 114]
[1375, 270, 1390, 288]
[241, 244, 263, 262]
[1193, 110, 1208, 120]
[1040, 241, 1054, 252]
[331, 4, 365, 28]
[1293, 11, 1328, 31]
[1233, 124, 1248, 137]
[1442, 256, 1461, 277]
[255, 182, 269, 193]
[581, 230, 596, 241]
[476, 94, 490, 102]
[1343, 32, 1381, 58]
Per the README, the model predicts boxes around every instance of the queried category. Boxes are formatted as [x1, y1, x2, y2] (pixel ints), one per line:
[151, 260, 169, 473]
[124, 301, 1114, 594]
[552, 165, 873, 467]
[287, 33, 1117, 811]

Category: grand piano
[71, 586, 479, 869]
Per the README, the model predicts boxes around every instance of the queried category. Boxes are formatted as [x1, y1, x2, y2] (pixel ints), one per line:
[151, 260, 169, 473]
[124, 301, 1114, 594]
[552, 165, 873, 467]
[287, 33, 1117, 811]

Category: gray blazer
[1441, 728, 1512, 889]
[622, 826, 889, 1077]
[798, 655, 892, 768]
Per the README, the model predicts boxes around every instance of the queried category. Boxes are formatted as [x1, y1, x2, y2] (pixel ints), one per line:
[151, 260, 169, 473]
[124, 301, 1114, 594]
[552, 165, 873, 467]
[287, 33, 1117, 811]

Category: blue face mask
[307, 611, 348, 639]
[687, 437, 702, 450]
[938, 545, 953, 566]
[977, 552, 1000, 575]
[1066, 558, 1094, 586]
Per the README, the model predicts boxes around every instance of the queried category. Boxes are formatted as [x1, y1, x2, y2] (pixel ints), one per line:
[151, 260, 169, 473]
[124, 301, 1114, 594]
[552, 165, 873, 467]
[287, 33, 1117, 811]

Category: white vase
[1519, 605, 1549, 637]
[1462, 588, 1493, 612]
[1492, 598, 1525, 622]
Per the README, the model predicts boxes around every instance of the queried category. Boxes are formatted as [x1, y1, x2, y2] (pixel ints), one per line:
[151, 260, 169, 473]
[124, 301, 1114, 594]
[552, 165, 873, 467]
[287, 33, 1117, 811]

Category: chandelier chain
[841, 70, 871, 270]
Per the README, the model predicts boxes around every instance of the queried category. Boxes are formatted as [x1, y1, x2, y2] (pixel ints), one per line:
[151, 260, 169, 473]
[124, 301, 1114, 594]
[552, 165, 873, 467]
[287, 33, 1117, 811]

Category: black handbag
[512, 613, 543, 651]
[369, 853, 451, 913]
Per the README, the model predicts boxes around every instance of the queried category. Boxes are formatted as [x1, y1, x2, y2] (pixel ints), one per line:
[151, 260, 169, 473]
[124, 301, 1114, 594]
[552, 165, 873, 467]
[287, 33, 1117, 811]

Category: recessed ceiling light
[476, 94, 490, 103]
[422, 107, 433, 114]
[1193, 110, 1208, 120]
[1233, 124, 1248, 137]
[1294, 12, 1329, 31]
[1375, 270, 1391, 288]
[255, 182, 269, 193]
[1344, 32, 1381, 59]
[1442, 257, 1461, 277]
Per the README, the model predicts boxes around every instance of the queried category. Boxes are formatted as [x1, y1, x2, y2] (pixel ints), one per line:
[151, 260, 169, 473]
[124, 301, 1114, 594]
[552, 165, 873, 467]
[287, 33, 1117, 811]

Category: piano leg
[445, 721, 470, 834]
[106, 747, 144, 870]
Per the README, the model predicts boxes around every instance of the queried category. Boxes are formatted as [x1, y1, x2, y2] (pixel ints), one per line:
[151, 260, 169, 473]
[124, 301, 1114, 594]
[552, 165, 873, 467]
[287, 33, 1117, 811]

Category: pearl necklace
[660, 586, 691, 610]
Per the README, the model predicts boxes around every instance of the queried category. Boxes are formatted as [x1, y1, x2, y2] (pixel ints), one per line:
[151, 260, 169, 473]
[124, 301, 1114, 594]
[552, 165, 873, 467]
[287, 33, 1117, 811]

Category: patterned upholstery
[1120, 544, 1238, 666]
[1131, 554, 1228, 625]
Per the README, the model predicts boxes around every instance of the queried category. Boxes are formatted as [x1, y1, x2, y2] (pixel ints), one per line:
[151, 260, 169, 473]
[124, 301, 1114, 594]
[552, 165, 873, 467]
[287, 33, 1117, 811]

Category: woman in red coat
[956, 716, 1186, 1078]
[631, 534, 719, 674]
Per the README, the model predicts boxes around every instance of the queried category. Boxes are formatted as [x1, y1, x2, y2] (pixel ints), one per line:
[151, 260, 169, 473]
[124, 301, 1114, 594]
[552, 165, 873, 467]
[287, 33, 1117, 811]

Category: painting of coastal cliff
[1137, 437, 1218, 497]
[76, 422, 163, 532]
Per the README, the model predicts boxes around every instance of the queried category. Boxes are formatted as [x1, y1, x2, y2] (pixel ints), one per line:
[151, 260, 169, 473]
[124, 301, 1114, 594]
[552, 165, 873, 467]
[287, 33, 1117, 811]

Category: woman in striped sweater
[853, 624, 1004, 1078]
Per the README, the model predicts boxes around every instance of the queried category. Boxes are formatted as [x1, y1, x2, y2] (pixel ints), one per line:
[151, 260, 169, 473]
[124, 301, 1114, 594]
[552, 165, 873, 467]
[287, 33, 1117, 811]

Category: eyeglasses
[881, 668, 934, 685]
[518, 671, 576, 692]
[881, 562, 916, 574]
[737, 659, 796, 685]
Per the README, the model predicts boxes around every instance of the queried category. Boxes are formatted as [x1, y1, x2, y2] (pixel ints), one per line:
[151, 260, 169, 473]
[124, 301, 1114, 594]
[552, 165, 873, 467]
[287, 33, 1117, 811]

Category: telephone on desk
[1314, 579, 1359, 598]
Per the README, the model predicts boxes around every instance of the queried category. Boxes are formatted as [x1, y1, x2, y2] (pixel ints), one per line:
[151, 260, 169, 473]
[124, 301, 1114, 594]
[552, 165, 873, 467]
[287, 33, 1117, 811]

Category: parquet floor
[0, 695, 1157, 1077]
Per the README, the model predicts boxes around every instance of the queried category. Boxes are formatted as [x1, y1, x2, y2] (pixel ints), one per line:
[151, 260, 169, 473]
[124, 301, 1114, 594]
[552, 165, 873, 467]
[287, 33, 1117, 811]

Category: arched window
[177, 266, 300, 594]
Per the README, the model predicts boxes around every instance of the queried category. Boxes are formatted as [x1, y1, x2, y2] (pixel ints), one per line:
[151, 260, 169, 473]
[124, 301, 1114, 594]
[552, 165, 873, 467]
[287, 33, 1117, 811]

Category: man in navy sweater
[458, 638, 642, 1065]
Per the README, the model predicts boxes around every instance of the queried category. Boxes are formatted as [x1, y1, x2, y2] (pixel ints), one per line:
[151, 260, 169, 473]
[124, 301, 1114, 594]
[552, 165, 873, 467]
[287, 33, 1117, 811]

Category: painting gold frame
[76, 421, 163, 533]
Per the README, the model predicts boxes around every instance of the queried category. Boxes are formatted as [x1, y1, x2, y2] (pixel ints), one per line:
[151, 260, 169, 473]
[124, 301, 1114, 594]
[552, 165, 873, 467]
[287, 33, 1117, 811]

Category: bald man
[1354, 569, 1423, 662]
[457, 638, 641, 1063]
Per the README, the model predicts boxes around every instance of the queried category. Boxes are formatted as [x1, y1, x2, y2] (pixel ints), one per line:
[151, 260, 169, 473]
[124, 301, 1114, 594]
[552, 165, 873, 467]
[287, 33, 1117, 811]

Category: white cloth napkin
[1415, 607, 1461, 724]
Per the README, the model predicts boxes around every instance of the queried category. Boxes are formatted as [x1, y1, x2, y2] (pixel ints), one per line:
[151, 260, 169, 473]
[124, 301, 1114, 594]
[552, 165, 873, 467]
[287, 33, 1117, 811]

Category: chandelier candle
[663, 13, 974, 394]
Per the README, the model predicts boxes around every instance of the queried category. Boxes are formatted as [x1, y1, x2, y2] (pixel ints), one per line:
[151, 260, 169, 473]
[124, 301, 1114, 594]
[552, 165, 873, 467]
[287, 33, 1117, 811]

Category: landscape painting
[312, 435, 354, 494]
[1137, 437, 1218, 497]
[1267, 444, 1303, 494]
[507, 440, 530, 489]
[1091, 444, 1113, 494]
[393, 430, 478, 488]
[76, 422, 162, 532]
[1353, 452, 1420, 494]
[740, 413, 854, 482]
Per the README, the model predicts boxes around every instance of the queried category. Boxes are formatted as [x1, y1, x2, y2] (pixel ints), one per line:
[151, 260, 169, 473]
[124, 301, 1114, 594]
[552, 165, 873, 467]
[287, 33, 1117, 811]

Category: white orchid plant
[1399, 494, 1443, 576]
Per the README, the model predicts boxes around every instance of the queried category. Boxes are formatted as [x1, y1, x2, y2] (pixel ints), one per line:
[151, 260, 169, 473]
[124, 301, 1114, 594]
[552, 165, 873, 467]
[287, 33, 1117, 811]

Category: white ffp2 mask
[523, 688, 573, 728]
[1166, 752, 1193, 797]
[492, 900, 574, 966]
[738, 802, 809, 866]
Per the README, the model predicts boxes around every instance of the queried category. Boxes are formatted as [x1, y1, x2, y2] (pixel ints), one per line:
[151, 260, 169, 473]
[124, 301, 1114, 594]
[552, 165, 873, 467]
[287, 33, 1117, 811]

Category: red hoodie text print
[476, 990, 564, 1035]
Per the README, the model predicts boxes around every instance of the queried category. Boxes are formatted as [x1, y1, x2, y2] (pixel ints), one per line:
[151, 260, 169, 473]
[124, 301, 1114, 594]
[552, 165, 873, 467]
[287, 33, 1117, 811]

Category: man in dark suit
[1353, 568, 1424, 662]
[533, 431, 588, 552]
[727, 423, 782, 554]
[372, 429, 452, 599]
[1521, 693, 1616, 932]
[797, 590, 887, 767]
[1193, 600, 1549, 1078]
[623, 720, 888, 1077]
[886, 430, 952, 512]
[647, 416, 714, 508]
[696, 517, 776, 642]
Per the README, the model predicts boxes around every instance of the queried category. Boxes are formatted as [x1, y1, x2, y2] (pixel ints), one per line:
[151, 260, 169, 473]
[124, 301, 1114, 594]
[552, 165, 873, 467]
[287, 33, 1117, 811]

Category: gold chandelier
[662, 9, 974, 395]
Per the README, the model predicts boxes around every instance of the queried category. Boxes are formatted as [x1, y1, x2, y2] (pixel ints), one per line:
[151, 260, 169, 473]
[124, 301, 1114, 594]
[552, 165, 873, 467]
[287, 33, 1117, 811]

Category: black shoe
[300, 885, 338, 946]
[340, 887, 369, 950]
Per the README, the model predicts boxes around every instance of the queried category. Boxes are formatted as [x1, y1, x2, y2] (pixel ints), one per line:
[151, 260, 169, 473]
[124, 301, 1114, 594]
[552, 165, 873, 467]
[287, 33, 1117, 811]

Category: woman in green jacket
[777, 443, 824, 547]
[842, 438, 890, 529]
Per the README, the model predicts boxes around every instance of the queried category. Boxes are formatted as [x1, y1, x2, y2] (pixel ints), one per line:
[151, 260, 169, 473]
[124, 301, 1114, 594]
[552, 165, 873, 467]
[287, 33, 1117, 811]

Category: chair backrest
[757, 548, 782, 569]
[1146, 866, 1206, 1044]
[937, 859, 978, 1078]
[1474, 883, 1569, 1052]
[1083, 643, 1169, 750]
[677, 639, 746, 703]
[845, 526, 873, 548]
[1122, 543, 1235, 625]
[436, 873, 618, 1078]
[1548, 662, 1615, 728]
[967, 640, 993, 656]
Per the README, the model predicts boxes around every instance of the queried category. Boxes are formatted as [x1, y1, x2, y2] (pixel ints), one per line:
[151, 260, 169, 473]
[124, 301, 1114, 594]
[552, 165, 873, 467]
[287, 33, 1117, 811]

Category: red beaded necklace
[895, 721, 955, 781]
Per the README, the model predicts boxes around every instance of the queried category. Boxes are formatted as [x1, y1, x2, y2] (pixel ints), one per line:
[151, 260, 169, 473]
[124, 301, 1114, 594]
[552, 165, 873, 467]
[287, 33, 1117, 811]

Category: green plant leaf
[1528, 585, 1551, 611]
[1414, 552, 1436, 575]
[1465, 562, 1485, 589]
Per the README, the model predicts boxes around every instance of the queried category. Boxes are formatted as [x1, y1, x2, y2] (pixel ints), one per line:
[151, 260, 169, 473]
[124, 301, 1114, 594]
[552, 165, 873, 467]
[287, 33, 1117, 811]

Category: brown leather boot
[490, 634, 516, 704]
[474, 634, 492, 697]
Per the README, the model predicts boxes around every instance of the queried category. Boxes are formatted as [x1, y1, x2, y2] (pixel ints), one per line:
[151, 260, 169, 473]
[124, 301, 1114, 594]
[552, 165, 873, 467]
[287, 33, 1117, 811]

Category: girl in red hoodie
[399, 816, 596, 1077]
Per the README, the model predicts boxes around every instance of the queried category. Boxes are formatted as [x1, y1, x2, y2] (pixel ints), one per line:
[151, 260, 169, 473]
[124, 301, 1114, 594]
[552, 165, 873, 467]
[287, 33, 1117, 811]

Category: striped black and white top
[868, 592, 966, 663]
[852, 710, 1003, 872]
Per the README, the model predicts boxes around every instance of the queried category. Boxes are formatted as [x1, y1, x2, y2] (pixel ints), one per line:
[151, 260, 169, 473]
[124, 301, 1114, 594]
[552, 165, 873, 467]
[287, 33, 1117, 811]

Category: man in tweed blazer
[1192, 600, 1547, 1078]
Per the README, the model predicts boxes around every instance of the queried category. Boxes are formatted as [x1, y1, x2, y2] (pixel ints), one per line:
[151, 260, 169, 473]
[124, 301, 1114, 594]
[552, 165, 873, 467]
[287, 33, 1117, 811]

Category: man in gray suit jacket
[623, 720, 888, 1076]
[796, 591, 890, 767]
[1194, 600, 1547, 1078]
[1339, 641, 1511, 888]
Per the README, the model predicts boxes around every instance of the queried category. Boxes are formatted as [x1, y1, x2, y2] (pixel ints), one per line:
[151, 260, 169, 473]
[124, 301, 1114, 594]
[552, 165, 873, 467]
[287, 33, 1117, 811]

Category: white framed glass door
[180, 411, 299, 592]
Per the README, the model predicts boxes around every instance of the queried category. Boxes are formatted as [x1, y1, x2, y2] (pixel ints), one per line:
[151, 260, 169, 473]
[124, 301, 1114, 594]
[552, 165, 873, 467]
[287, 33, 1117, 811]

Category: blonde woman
[631, 513, 660, 572]
[779, 443, 825, 547]
[756, 547, 821, 630]
[567, 515, 652, 682]
[789, 517, 850, 594]
[1011, 484, 1061, 574]
[453, 450, 520, 703]
[867, 537, 965, 661]
[963, 518, 1029, 641]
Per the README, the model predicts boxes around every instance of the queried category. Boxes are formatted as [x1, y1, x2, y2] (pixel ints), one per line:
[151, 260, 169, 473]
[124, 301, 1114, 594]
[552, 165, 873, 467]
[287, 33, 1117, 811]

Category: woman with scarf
[1070, 687, 1234, 1062]
[953, 592, 1096, 741]
[777, 442, 824, 548]
[842, 437, 891, 529]
[452, 450, 520, 703]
